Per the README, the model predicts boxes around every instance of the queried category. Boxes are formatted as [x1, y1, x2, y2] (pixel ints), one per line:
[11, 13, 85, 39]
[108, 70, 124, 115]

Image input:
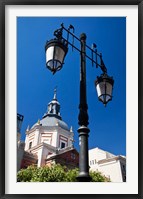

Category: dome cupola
[42, 88, 61, 120]
[47, 88, 61, 117]
[31, 88, 70, 131]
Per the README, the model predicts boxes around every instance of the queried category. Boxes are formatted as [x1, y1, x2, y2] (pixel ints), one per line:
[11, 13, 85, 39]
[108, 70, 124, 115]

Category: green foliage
[17, 165, 37, 182]
[31, 164, 66, 182]
[64, 168, 79, 182]
[90, 170, 110, 182]
[17, 164, 110, 182]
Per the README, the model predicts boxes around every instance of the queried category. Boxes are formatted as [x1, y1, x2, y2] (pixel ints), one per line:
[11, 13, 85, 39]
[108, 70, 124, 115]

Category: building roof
[98, 155, 126, 164]
[40, 115, 69, 131]
[46, 147, 79, 160]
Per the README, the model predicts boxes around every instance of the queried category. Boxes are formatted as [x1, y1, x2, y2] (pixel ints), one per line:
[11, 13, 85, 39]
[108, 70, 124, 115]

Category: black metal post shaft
[76, 33, 91, 182]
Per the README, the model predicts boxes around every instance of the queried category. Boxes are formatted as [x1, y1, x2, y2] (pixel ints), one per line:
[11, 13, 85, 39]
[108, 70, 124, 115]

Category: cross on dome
[53, 87, 57, 100]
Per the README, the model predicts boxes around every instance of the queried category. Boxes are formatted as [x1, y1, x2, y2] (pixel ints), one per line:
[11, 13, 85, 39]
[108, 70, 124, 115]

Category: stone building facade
[89, 147, 126, 182]
[18, 89, 79, 170]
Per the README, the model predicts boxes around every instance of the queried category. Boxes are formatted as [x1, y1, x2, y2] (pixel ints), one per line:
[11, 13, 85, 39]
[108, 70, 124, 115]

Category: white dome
[32, 115, 69, 131]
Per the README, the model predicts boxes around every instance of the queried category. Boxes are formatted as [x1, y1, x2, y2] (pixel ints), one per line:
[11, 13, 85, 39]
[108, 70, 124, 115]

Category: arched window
[29, 141, 32, 149]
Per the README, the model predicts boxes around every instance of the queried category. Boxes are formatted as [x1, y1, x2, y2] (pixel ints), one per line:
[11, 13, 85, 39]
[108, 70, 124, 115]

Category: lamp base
[76, 173, 92, 182]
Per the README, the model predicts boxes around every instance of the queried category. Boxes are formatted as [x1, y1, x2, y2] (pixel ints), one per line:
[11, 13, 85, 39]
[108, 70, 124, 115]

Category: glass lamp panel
[54, 46, 65, 63]
[99, 94, 110, 104]
[96, 82, 113, 104]
[46, 45, 65, 64]
[46, 46, 54, 63]
[106, 82, 113, 96]
[46, 46, 65, 70]
[46, 60, 54, 68]
[96, 82, 106, 97]
[47, 60, 61, 69]
[96, 74, 114, 105]
[105, 95, 111, 102]
[98, 95, 104, 102]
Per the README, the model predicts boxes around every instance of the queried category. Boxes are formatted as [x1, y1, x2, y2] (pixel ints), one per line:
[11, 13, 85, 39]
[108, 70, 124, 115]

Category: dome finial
[53, 86, 57, 100]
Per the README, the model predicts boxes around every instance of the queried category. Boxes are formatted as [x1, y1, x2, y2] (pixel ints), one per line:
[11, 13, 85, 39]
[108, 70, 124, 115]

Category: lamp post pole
[77, 33, 91, 182]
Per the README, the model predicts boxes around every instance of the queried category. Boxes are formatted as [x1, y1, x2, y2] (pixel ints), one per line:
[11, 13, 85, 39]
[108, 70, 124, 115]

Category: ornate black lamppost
[45, 23, 114, 182]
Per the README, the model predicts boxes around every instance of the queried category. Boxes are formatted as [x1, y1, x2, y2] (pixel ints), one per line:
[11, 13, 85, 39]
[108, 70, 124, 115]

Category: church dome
[40, 115, 69, 131]
[31, 88, 69, 131]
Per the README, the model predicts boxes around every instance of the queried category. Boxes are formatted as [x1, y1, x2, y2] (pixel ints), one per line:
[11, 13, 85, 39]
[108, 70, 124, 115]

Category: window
[29, 141, 32, 149]
[61, 142, 65, 149]
[59, 135, 67, 149]
[90, 160, 96, 165]
[71, 153, 76, 159]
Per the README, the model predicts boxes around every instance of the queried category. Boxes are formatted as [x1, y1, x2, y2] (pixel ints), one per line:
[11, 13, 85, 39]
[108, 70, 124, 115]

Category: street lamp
[17, 113, 24, 133]
[45, 39, 68, 74]
[96, 73, 114, 106]
[45, 23, 114, 182]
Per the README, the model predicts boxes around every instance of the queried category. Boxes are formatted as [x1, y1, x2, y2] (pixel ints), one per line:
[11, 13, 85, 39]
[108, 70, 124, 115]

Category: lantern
[95, 73, 114, 106]
[45, 38, 68, 74]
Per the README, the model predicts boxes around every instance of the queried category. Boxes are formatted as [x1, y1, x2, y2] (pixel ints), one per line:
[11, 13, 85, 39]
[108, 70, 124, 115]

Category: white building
[89, 147, 126, 182]
[24, 89, 78, 168]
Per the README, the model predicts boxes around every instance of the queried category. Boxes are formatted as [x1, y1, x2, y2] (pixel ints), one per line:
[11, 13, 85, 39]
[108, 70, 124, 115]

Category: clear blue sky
[17, 17, 126, 156]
